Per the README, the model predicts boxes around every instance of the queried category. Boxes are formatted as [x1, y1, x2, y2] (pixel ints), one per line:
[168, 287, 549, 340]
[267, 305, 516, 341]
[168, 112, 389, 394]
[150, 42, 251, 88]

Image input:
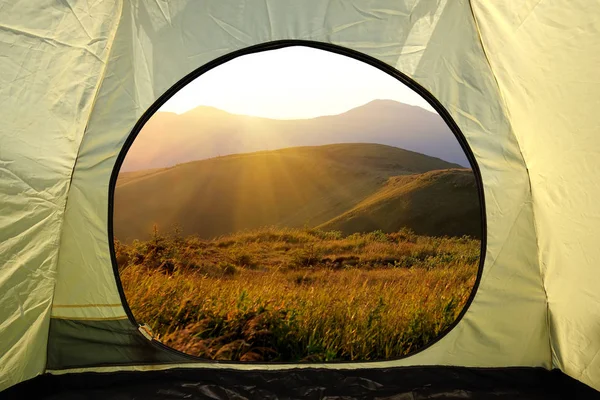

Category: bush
[219, 262, 238, 276]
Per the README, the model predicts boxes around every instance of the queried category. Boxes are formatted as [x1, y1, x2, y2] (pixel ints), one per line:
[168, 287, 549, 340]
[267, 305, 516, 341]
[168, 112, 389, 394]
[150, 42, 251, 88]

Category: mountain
[114, 143, 479, 242]
[121, 100, 469, 172]
[318, 169, 481, 238]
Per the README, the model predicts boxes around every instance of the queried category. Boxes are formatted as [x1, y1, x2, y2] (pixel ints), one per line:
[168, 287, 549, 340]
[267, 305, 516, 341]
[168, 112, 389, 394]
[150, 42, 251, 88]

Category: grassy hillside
[114, 143, 469, 242]
[319, 169, 481, 238]
[117, 168, 165, 186]
[116, 227, 480, 361]
[121, 100, 469, 171]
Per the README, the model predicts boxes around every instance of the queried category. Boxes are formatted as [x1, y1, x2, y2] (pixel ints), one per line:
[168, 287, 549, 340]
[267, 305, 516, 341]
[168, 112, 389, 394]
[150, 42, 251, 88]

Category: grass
[116, 226, 479, 362]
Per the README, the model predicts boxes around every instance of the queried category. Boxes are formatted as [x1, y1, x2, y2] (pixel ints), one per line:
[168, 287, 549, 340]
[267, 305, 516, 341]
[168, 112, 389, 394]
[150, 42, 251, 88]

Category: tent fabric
[0, 0, 598, 395]
[472, 2, 600, 387]
[52, 0, 548, 372]
[46, 318, 192, 370]
[0, 0, 122, 391]
[4, 367, 600, 400]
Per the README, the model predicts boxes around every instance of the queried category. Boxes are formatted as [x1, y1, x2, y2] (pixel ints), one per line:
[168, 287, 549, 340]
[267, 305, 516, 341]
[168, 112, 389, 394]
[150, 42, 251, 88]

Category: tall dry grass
[117, 227, 479, 362]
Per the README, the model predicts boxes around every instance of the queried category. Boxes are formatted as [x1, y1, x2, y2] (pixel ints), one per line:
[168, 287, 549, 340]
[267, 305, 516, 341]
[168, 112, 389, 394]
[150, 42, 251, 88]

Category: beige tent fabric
[14, 0, 600, 392]
[472, 0, 600, 390]
[51, 0, 547, 372]
[0, 0, 121, 391]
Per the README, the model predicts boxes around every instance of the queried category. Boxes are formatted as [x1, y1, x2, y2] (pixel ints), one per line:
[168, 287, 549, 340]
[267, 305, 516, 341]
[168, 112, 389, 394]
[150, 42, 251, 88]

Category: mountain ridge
[122, 100, 468, 172]
[114, 143, 479, 242]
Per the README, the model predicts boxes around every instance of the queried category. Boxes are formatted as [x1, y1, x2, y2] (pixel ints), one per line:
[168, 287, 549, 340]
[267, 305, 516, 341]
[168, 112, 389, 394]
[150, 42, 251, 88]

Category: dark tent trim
[46, 318, 193, 370]
[4, 366, 599, 399]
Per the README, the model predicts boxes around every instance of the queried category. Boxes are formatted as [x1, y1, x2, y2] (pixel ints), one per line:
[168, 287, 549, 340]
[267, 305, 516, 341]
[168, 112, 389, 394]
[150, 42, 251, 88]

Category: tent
[1, 0, 600, 398]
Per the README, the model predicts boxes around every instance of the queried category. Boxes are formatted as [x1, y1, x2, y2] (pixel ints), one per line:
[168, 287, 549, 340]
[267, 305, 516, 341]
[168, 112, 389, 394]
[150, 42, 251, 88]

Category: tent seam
[467, 0, 551, 369]
[45, 0, 125, 373]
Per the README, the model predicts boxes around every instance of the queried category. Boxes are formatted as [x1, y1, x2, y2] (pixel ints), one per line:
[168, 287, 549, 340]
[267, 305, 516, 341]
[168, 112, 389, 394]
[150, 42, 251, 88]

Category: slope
[114, 143, 465, 241]
[319, 169, 481, 238]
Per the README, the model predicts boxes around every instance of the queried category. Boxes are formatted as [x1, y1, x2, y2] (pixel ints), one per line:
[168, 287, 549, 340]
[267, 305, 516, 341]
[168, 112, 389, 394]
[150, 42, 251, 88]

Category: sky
[159, 46, 436, 119]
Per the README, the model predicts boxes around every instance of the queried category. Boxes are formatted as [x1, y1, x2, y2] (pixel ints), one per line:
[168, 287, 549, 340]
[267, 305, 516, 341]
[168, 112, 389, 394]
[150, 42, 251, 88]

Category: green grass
[116, 226, 479, 362]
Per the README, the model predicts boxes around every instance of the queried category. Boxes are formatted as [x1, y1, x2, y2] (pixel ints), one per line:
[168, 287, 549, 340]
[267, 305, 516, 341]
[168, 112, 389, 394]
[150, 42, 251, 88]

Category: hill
[121, 100, 469, 171]
[114, 143, 478, 242]
[318, 169, 481, 238]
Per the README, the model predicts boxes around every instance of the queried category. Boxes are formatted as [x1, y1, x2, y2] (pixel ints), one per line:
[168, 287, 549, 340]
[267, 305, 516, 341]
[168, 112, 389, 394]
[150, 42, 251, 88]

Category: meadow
[116, 226, 480, 362]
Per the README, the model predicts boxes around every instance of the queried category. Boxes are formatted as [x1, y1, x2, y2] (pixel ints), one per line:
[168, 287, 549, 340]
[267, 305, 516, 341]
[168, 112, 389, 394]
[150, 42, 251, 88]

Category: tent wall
[0, 0, 121, 391]
[2, 0, 573, 393]
[472, 1, 600, 391]
[49, 0, 548, 376]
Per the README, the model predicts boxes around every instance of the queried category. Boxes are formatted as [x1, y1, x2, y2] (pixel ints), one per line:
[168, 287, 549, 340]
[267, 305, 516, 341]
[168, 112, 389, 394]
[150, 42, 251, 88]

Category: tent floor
[3, 366, 599, 399]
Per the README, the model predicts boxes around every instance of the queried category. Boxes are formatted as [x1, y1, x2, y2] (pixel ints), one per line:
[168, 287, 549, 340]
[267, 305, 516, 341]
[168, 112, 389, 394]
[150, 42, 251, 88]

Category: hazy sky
[159, 46, 436, 119]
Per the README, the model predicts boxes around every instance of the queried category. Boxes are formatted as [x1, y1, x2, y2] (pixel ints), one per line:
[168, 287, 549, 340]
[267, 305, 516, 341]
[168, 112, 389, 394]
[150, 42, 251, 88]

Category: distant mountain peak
[343, 99, 432, 115]
[123, 99, 468, 172]
[181, 105, 235, 117]
[362, 99, 413, 107]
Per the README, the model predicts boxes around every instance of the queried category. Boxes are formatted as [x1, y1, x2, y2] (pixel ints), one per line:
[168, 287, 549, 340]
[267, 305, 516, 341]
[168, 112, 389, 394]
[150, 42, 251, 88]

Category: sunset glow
[159, 46, 435, 119]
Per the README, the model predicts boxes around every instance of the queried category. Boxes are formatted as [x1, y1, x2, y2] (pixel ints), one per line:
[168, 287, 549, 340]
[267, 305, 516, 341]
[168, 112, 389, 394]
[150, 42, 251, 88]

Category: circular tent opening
[110, 43, 485, 363]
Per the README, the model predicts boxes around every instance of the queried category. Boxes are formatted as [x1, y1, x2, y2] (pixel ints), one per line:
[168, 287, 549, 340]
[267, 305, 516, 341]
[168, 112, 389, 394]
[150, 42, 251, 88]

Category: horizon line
[120, 142, 467, 173]
[157, 98, 436, 121]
